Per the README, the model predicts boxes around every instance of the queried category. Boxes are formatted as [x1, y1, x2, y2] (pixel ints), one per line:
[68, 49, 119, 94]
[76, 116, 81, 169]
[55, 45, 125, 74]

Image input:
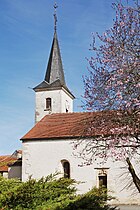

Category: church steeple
[34, 3, 72, 93]
[44, 31, 66, 86]
[44, 2, 66, 86]
[34, 3, 74, 123]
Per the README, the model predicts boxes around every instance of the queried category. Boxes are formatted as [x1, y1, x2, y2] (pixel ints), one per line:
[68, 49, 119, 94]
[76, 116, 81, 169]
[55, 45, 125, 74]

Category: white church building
[20, 6, 140, 206]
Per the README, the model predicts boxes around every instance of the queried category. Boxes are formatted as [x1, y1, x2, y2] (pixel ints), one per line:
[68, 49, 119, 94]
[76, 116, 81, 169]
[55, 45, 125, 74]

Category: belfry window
[46, 98, 51, 111]
[62, 160, 70, 178]
[65, 100, 69, 113]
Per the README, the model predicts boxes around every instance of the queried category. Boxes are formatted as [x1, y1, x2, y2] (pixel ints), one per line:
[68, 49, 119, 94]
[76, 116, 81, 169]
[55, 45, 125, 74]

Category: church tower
[33, 3, 74, 123]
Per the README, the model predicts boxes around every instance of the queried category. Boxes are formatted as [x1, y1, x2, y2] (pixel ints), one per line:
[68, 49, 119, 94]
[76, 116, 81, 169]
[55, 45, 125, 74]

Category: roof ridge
[41, 110, 117, 117]
[0, 155, 11, 158]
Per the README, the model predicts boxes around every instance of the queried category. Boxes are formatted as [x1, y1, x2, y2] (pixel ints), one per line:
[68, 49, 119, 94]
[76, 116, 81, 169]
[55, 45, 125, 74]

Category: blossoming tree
[76, 1, 140, 192]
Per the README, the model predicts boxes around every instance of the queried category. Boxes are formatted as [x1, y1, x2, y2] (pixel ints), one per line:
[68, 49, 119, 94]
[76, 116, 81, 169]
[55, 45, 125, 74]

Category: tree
[76, 1, 140, 192]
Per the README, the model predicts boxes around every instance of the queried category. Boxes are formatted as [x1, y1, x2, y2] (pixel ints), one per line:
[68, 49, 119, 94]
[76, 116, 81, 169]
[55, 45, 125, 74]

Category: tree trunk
[126, 157, 140, 193]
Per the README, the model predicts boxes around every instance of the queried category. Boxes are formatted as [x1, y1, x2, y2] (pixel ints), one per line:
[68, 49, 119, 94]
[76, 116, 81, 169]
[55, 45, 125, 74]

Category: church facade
[21, 9, 140, 205]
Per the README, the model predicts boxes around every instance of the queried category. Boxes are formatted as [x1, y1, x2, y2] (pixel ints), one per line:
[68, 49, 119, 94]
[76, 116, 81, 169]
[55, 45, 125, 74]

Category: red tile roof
[21, 111, 133, 141]
[0, 156, 17, 172]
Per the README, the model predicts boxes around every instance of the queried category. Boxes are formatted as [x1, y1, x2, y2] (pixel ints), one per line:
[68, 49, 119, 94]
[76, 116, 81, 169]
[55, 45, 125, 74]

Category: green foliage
[57, 187, 116, 210]
[0, 175, 116, 210]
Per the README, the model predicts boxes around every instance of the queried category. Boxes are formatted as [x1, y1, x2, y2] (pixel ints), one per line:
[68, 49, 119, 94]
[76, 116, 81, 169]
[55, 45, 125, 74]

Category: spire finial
[53, 2, 58, 32]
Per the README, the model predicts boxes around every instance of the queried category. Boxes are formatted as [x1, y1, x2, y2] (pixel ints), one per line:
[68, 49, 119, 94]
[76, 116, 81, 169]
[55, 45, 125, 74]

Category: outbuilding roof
[0, 156, 17, 172]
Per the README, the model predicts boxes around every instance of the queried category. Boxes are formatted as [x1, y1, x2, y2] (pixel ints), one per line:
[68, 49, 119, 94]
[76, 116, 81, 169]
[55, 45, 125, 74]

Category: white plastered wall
[35, 89, 73, 123]
[2, 172, 8, 178]
[22, 139, 140, 205]
[8, 165, 22, 180]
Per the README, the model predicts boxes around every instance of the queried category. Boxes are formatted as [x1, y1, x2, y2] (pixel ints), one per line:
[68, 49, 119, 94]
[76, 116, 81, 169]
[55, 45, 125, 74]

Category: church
[19, 4, 140, 206]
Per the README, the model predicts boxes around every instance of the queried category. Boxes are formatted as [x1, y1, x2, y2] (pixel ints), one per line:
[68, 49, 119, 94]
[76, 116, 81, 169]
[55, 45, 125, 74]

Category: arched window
[62, 160, 70, 178]
[45, 98, 51, 111]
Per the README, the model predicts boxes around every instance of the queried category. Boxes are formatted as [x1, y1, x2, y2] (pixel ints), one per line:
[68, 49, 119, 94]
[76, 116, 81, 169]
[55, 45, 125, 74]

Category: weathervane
[54, 2, 58, 31]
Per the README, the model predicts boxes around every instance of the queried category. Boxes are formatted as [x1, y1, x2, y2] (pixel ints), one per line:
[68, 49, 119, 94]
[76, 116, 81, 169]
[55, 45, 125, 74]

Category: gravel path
[118, 205, 140, 210]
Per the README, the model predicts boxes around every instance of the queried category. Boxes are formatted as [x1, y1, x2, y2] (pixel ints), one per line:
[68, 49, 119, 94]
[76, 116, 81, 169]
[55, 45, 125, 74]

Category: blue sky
[0, 0, 130, 154]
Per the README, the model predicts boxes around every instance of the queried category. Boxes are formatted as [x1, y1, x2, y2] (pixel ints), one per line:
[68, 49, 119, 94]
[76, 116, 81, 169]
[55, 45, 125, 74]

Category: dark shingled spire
[33, 30, 74, 97]
[33, 3, 74, 98]
[44, 31, 66, 86]
[45, 2, 65, 86]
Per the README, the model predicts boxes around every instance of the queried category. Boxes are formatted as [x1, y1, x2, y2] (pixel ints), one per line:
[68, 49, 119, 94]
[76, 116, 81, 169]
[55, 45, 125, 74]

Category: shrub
[0, 175, 116, 210]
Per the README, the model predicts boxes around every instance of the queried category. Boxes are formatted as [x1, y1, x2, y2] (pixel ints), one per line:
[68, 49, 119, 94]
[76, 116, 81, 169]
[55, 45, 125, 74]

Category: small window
[95, 168, 108, 189]
[99, 174, 107, 188]
[62, 160, 70, 178]
[45, 98, 51, 111]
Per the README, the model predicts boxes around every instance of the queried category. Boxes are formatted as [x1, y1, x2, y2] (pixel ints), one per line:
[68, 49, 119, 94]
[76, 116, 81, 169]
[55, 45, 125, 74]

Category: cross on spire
[54, 2, 58, 32]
